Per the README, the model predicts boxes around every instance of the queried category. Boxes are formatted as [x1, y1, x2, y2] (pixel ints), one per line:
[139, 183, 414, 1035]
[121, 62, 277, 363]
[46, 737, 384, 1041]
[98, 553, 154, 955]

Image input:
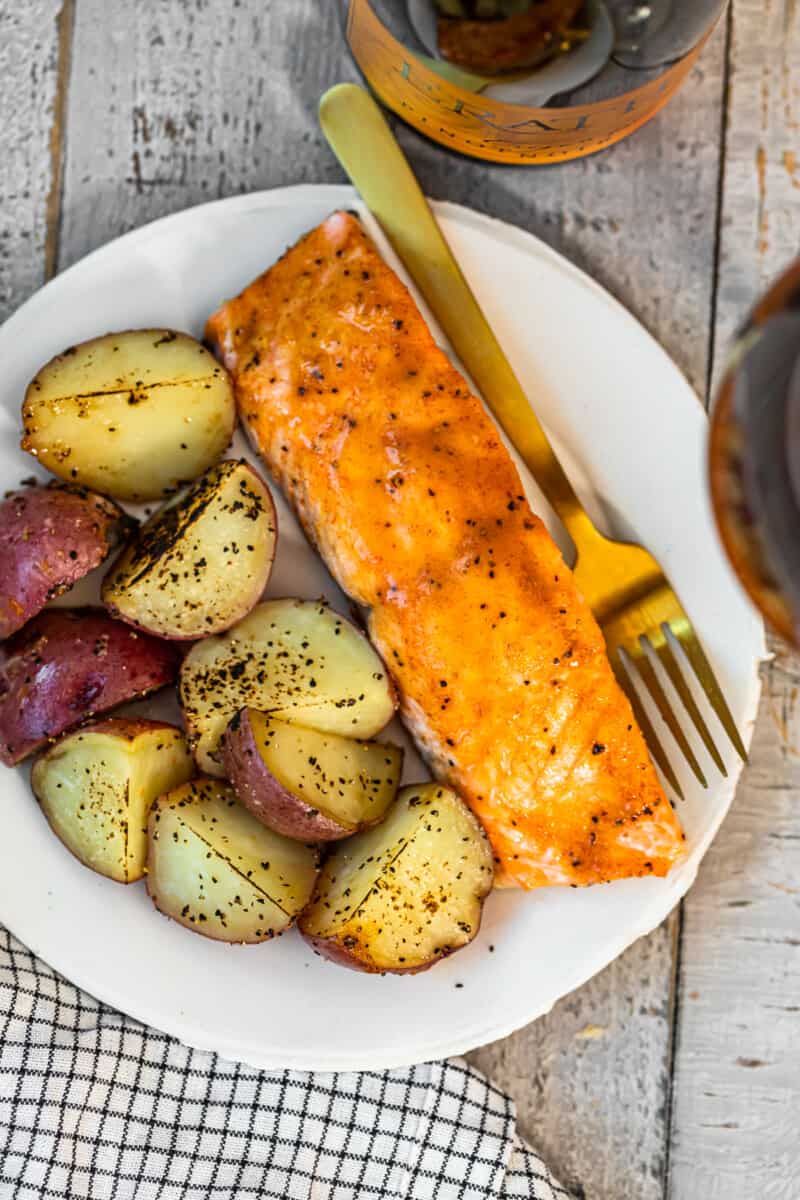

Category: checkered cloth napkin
[0, 929, 572, 1200]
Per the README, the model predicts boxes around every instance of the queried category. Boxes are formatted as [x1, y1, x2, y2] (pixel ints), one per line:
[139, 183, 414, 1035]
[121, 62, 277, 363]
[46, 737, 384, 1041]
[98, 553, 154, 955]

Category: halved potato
[299, 783, 494, 974]
[22, 329, 235, 501]
[102, 460, 276, 640]
[221, 709, 403, 841]
[31, 719, 193, 883]
[179, 599, 396, 776]
[147, 777, 319, 942]
[0, 483, 135, 639]
[0, 608, 182, 766]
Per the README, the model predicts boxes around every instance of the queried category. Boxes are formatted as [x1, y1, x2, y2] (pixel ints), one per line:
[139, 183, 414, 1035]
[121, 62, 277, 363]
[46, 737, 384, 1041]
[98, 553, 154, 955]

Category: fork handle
[319, 83, 598, 556]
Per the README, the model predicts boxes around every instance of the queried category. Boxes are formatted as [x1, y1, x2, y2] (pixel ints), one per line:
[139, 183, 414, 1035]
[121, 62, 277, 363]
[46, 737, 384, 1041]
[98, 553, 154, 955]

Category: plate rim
[0, 183, 765, 1070]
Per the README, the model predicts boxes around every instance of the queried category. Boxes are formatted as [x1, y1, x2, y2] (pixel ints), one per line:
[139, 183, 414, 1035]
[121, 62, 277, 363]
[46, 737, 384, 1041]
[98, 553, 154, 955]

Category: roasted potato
[0, 482, 135, 639]
[299, 783, 494, 973]
[103, 460, 276, 640]
[179, 598, 396, 776]
[221, 709, 403, 841]
[0, 608, 181, 766]
[22, 330, 235, 501]
[147, 777, 319, 942]
[31, 719, 193, 883]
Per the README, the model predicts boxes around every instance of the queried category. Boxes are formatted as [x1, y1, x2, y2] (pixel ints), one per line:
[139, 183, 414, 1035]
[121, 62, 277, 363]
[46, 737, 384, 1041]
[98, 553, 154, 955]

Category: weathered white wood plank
[669, 2, 800, 1195]
[57, 1, 357, 270]
[709, 0, 800, 390]
[57, 7, 729, 1199]
[0, 1, 65, 321]
[668, 655, 800, 1200]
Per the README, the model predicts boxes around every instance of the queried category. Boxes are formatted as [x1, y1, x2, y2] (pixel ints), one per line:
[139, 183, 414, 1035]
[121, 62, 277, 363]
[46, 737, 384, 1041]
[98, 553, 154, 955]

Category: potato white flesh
[102, 460, 276, 639]
[222, 709, 403, 841]
[22, 330, 235, 501]
[299, 784, 495, 974]
[31, 720, 193, 883]
[180, 599, 396, 776]
[147, 778, 319, 942]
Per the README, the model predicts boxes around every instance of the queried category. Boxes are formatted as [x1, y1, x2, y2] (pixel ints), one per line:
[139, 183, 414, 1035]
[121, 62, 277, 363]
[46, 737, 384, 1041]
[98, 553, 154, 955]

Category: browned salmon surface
[206, 212, 686, 888]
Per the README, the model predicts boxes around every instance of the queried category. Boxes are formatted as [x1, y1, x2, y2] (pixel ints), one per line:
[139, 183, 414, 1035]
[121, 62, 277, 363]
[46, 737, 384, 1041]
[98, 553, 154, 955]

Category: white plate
[0, 185, 765, 1071]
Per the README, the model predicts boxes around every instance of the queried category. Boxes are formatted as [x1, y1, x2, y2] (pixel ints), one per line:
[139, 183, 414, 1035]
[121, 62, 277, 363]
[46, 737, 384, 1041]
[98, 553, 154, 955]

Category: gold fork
[319, 83, 747, 796]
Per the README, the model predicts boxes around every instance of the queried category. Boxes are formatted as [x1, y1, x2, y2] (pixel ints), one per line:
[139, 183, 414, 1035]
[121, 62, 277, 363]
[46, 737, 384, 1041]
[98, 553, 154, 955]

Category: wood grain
[6, 2, 796, 1197]
[668, 2, 800, 1196]
[0, 1, 64, 321]
[57, 0, 357, 270]
[707, 0, 800, 392]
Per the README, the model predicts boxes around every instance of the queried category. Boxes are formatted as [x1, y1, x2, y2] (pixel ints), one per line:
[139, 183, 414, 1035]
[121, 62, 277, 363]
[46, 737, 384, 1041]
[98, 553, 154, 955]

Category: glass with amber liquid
[344, 0, 729, 163]
[709, 260, 800, 646]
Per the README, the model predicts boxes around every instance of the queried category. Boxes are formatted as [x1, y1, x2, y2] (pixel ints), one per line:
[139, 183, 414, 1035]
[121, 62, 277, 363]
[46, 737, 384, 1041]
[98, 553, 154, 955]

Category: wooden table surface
[1, 3, 798, 1198]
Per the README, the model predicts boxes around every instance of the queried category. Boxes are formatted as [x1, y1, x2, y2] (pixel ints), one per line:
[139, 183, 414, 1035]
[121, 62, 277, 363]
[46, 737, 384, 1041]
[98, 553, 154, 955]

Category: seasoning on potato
[103, 459, 277, 640]
[221, 709, 403, 841]
[300, 783, 495, 973]
[32, 719, 193, 883]
[147, 777, 320, 943]
[0, 482, 135, 639]
[179, 598, 397, 776]
[0, 608, 182, 766]
[22, 329, 236, 502]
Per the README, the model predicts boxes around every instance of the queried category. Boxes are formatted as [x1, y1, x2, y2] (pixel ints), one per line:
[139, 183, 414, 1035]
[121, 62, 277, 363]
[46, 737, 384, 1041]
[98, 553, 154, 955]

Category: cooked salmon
[206, 212, 686, 888]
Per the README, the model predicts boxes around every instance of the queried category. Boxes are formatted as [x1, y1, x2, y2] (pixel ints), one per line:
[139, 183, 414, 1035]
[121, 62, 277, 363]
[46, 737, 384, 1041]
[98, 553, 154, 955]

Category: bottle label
[347, 0, 715, 164]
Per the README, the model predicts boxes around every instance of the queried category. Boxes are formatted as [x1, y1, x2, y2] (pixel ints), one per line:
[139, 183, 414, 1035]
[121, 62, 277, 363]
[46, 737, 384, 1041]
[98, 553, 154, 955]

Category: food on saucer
[435, 0, 585, 75]
[0, 482, 135, 639]
[22, 329, 235, 501]
[221, 708, 403, 841]
[206, 210, 686, 889]
[103, 459, 277, 640]
[31, 719, 193, 883]
[0, 608, 181, 766]
[179, 597, 396, 776]
[299, 783, 494, 973]
[147, 777, 320, 943]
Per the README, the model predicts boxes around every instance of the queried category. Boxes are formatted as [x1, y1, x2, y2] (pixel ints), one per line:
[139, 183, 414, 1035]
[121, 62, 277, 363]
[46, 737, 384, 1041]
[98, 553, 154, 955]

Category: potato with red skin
[0, 608, 181, 766]
[179, 598, 397, 776]
[102, 459, 276, 640]
[0, 483, 135, 639]
[221, 708, 403, 841]
[299, 784, 494, 974]
[31, 719, 193, 883]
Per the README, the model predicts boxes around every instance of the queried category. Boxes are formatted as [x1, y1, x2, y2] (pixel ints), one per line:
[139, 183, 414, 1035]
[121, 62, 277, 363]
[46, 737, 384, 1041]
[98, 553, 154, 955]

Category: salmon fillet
[206, 212, 686, 888]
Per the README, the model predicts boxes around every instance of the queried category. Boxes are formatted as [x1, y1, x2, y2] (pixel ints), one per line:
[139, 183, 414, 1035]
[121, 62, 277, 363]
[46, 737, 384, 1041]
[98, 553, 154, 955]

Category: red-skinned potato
[102, 459, 276, 640]
[221, 709, 403, 841]
[0, 483, 135, 639]
[299, 784, 494, 974]
[179, 598, 397, 776]
[147, 777, 320, 943]
[31, 719, 193, 883]
[0, 608, 181, 766]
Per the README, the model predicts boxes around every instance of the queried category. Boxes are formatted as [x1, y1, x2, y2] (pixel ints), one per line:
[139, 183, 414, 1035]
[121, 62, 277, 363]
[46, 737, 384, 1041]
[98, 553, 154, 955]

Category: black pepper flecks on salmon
[205, 211, 686, 889]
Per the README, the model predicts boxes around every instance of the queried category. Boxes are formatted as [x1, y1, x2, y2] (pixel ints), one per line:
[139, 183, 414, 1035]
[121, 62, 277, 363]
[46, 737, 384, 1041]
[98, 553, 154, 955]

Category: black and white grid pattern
[0, 928, 572, 1200]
